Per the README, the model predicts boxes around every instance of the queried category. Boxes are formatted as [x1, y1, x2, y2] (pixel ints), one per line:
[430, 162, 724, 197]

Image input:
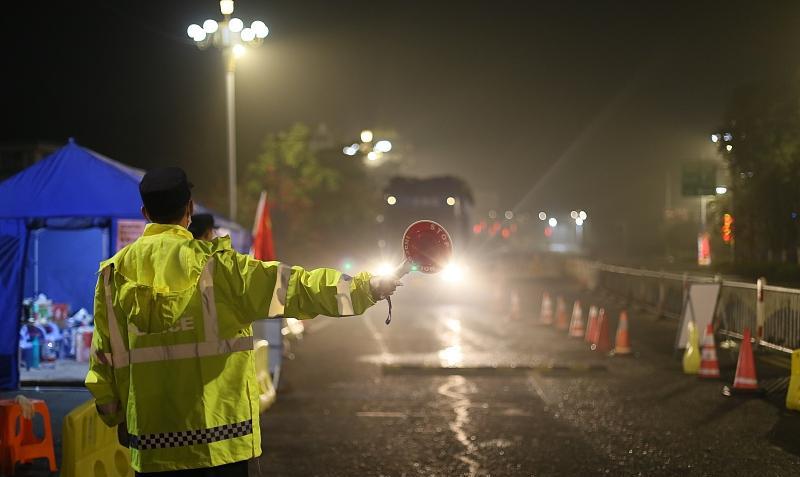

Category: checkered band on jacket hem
[128, 420, 253, 450]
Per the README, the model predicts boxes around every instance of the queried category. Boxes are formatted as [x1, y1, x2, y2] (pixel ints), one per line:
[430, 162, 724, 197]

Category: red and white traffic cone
[611, 311, 632, 356]
[584, 306, 598, 343]
[698, 323, 720, 378]
[568, 301, 585, 338]
[723, 328, 761, 396]
[591, 308, 611, 353]
[555, 296, 569, 330]
[539, 292, 553, 325]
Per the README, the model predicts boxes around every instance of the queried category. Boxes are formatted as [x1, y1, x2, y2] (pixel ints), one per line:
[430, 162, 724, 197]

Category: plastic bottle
[31, 337, 40, 369]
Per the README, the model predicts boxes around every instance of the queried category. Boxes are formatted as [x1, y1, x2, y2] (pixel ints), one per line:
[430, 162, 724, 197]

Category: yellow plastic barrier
[61, 399, 133, 477]
[786, 349, 800, 411]
[255, 339, 277, 413]
[682, 321, 701, 374]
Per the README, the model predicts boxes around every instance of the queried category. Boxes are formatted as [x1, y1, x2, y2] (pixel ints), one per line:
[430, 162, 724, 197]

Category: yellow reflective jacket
[85, 224, 375, 473]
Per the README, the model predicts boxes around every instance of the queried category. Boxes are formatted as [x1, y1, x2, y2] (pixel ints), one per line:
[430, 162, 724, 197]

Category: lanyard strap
[385, 296, 393, 325]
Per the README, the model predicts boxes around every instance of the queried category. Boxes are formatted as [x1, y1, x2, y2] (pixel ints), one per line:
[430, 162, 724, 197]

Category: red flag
[251, 191, 276, 261]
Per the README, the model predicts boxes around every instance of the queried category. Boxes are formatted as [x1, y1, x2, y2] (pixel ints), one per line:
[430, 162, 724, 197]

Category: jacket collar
[142, 223, 193, 240]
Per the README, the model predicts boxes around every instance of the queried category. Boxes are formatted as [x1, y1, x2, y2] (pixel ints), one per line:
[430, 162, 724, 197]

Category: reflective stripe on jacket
[85, 223, 375, 473]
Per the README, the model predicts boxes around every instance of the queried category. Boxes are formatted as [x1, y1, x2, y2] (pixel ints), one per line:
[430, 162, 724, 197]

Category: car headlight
[441, 263, 466, 283]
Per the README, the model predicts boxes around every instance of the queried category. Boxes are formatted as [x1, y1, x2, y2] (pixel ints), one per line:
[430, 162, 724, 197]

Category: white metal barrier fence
[565, 259, 800, 354]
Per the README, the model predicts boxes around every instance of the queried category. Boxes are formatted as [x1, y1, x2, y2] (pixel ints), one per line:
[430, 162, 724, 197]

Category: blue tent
[0, 139, 251, 389]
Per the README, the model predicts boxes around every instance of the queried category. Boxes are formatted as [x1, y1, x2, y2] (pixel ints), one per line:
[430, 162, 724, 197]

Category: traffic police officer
[85, 167, 400, 476]
[188, 213, 215, 241]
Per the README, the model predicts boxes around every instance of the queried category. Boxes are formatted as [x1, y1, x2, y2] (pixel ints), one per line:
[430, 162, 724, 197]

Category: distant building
[0, 142, 59, 181]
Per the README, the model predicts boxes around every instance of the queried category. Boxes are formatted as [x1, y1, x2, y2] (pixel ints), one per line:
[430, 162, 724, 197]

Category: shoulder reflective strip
[129, 419, 253, 450]
[268, 263, 291, 317]
[199, 258, 219, 342]
[97, 400, 121, 416]
[103, 267, 131, 367]
[335, 274, 355, 316]
[126, 336, 254, 365]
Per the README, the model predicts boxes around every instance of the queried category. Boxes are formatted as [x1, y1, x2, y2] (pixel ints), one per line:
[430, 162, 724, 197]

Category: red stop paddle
[383, 220, 454, 325]
[402, 220, 454, 273]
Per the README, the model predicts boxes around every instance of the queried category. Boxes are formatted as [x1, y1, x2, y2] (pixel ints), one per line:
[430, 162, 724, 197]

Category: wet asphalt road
[257, 276, 800, 476]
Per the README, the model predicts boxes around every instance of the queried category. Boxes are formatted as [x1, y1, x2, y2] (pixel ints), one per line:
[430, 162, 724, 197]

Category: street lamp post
[187, 1, 269, 220]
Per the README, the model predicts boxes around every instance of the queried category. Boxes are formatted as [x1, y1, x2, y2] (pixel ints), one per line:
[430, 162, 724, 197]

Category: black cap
[188, 213, 215, 239]
[139, 167, 193, 220]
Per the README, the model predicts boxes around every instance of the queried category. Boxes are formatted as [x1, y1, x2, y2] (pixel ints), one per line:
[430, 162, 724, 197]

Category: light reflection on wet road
[437, 375, 481, 476]
[259, 277, 800, 476]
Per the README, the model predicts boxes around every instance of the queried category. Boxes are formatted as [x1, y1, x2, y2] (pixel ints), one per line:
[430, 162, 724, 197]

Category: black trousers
[134, 460, 249, 477]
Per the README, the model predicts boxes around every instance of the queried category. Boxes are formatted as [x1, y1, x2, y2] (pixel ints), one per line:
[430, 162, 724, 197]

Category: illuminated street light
[726, 144, 733, 152]
[240, 27, 256, 42]
[716, 186, 728, 195]
[186, 0, 269, 220]
[548, 217, 558, 227]
[344, 129, 396, 165]
[220, 0, 234, 15]
[374, 140, 392, 153]
[188, 24, 202, 38]
[187, 24, 206, 42]
[505, 210, 514, 220]
[489, 210, 497, 219]
[203, 19, 219, 33]
[446, 197, 456, 206]
[538, 212, 547, 221]
[711, 134, 719, 143]
[723, 132, 733, 142]
[570, 210, 578, 219]
[251, 21, 269, 38]
[579, 210, 587, 221]
[575, 217, 584, 226]
[387, 195, 397, 205]
[229, 17, 244, 32]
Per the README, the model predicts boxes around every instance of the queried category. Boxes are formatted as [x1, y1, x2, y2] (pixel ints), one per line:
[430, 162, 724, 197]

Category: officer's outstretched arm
[85, 276, 125, 427]
[217, 252, 387, 325]
[284, 267, 377, 320]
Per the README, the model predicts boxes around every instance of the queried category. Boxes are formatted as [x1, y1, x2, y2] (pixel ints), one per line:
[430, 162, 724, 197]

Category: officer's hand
[369, 276, 403, 301]
[369, 260, 408, 300]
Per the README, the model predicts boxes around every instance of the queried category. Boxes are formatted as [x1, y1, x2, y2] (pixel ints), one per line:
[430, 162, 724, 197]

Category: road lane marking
[356, 411, 408, 418]
[528, 372, 558, 406]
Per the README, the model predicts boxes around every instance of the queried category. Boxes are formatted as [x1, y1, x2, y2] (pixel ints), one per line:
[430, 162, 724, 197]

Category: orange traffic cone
[612, 311, 632, 356]
[539, 293, 553, 325]
[723, 328, 761, 396]
[590, 307, 605, 345]
[591, 308, 611, 353]
[584, 306, 598, 343]
[509, 290, 520, 320]
[568, 301, 585, 338]
[555, 296, 569, 330]
[698, 323, 720, 378]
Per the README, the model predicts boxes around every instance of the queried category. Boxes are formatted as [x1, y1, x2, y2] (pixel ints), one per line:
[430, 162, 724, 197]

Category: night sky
[4, 1, 800, 249]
